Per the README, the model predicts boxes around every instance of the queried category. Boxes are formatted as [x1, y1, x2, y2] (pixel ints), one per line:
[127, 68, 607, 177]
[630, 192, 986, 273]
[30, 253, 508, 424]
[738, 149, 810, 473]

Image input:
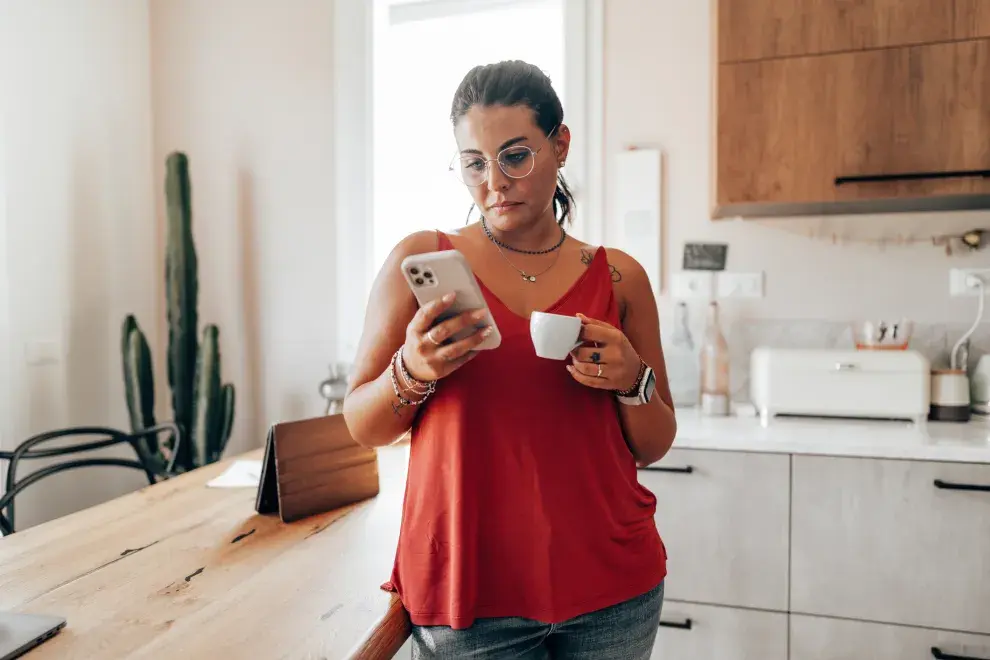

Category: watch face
[643, 369, 656, 401]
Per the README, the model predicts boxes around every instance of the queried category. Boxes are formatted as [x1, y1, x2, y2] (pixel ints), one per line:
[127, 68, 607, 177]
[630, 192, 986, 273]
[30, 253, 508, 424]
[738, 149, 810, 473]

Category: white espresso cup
[530, 311, 583, 360]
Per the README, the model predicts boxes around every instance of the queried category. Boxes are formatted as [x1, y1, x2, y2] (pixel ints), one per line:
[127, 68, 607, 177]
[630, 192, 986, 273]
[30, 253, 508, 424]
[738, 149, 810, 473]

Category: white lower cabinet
[790, 455, 990, 634]
[639, 448, 791, 611]
[790, 613, 990, 660]
[650, 600, 788, 660]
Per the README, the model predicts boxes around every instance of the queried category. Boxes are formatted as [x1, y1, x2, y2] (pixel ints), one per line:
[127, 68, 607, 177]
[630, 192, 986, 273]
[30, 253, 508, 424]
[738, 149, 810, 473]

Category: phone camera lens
[415, 277, 424, 285]
[409, 267, 420, 275]
[423, 271, 433, 279]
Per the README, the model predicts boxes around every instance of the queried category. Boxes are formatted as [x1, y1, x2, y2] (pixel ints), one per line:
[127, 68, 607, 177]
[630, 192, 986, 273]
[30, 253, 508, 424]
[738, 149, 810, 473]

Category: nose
[486, 161, 511, 191]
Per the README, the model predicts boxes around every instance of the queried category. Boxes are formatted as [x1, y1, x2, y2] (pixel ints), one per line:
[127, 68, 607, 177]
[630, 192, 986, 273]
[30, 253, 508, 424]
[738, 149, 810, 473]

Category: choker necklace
[480, 216, 564, 283]
[481, 216, 566, 255]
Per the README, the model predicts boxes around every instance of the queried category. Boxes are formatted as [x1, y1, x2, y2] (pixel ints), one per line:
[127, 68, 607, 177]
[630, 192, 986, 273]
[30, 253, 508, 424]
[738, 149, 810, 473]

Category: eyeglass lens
[453, 146, 535, 186]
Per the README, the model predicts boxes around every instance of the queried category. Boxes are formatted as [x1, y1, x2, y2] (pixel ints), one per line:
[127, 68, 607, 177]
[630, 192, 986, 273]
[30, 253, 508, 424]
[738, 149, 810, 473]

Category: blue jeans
[411, 581, 664, 659]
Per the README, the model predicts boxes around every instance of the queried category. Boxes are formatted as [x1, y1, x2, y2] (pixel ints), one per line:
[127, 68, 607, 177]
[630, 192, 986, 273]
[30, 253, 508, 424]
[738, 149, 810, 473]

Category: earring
[558, 161, 565, 167]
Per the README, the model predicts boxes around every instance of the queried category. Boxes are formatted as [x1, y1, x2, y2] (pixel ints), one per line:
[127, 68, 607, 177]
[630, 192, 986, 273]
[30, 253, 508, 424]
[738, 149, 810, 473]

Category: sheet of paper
[206, 459, 262, 488]
[612, 148, 663, 294]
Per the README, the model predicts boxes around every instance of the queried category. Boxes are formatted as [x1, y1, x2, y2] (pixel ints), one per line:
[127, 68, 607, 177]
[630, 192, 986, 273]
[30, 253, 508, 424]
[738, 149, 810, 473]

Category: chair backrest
[0, 423, 180, 534]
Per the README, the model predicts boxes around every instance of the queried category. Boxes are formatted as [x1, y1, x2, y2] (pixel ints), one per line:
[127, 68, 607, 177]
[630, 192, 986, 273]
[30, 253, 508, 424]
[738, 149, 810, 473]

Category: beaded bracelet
[395, 351, 431, 395]
[613, 359, 647, 397]
[397, 348, 435, 392]
[388, 348, 436, 408]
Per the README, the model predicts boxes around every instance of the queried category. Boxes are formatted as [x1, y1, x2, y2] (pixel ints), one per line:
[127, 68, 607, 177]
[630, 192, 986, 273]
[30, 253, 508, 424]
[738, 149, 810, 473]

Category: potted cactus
[121, 151, 235, 474]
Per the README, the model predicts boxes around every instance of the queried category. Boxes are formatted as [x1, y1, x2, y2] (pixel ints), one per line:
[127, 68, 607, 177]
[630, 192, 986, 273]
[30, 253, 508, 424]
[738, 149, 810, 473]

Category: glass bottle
[666, 302, 699, 408]
[699, 301, 730, 416]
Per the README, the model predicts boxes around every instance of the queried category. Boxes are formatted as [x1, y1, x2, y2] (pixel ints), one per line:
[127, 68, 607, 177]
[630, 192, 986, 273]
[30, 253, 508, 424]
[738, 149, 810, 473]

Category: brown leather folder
[255, 413, 380, 523]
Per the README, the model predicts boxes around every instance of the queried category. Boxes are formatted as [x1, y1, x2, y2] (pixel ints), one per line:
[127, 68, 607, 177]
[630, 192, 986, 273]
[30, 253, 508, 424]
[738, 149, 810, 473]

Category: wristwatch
[615, 361, 656, 406]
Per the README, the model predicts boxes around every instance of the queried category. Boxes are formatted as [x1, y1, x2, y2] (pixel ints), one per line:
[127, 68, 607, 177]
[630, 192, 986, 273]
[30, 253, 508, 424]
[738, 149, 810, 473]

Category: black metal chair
[0, 423, 181, 535]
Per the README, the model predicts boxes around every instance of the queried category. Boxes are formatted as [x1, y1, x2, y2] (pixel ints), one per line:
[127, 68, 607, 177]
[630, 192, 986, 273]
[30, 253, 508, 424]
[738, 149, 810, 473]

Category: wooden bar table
[0, 443, 412, 659]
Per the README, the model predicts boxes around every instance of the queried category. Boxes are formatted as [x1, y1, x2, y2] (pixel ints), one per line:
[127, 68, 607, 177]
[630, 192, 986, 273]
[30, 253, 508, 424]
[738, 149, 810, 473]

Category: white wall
[0, 0, 159, 529]
[0, 29, 9, 483]
[149, 0, 338, 453]
[604, 0, 990, 331]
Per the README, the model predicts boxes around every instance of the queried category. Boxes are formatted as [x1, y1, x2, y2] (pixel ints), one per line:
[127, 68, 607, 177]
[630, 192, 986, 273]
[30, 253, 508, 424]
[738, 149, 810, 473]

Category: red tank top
[382, 232, 667, 629]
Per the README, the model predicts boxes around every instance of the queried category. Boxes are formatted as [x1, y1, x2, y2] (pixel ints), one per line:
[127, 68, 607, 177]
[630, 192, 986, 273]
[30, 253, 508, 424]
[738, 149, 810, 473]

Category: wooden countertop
[0, 442, 412, 659]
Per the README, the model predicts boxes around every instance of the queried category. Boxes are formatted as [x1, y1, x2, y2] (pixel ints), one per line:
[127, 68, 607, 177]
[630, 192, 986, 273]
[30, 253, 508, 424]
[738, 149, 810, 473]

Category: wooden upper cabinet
[717, 56, 840, 209]
[715, 39, 990, 216]
[956, 0, 990, 39]
[833, 39, 990, 202]
[719, 0, 955, 62]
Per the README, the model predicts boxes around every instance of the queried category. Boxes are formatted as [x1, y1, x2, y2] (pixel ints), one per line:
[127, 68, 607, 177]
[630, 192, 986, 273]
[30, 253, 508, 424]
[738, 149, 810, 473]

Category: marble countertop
[668, 408, 990, 463]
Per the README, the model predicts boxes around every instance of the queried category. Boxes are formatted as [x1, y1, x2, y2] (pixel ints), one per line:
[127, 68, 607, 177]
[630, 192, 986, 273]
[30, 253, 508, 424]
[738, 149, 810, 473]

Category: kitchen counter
[666, 408, 990, 464]
[0, 443, 412, 659]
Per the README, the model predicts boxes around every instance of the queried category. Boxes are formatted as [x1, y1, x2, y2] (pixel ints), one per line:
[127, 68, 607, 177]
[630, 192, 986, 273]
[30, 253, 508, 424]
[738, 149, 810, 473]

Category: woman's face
[452, 104, 569, 232]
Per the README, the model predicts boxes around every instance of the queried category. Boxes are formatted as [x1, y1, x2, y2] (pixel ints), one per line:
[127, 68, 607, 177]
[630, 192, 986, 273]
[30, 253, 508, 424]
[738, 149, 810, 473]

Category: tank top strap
[436, 230, 454, 251]
[584, 245, 615, 297]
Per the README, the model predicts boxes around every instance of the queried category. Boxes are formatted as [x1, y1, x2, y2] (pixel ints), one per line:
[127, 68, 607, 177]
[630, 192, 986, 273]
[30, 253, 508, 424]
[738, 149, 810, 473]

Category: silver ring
[596, 363, 603, 378]
[426, 329, 441, 346]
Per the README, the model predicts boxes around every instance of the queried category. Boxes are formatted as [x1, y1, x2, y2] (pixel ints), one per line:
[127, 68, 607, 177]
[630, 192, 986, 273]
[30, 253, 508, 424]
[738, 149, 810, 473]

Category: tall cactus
[164, 152, 199, 471]
[217, 383, 235, 462]
[121, 315, 161, 467]
[121, 151, 235, 474]
[191, 325, 221, 467]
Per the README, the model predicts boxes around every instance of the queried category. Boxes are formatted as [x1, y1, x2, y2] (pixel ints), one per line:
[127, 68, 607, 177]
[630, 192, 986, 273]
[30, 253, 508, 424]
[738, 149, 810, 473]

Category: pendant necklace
[481, 216, 565, 283]
[494, 239, 562, 282]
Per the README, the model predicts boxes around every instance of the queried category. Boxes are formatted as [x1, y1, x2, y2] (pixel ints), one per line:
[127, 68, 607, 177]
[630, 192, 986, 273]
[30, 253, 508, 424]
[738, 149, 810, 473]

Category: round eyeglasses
[449, 144, 544, 187]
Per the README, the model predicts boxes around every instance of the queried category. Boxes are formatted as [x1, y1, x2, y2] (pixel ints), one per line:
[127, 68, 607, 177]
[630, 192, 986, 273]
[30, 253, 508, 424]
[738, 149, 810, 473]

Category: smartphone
[400, 249, 502, 351]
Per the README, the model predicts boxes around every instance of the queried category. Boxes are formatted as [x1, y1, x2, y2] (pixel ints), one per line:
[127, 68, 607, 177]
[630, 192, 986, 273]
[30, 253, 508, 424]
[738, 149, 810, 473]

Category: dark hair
[450, 60, 575, 226]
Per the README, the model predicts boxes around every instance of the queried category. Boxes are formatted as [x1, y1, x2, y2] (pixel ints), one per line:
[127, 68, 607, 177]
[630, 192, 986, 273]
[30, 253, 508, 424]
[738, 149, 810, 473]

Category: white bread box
[750, 347, 930, 424]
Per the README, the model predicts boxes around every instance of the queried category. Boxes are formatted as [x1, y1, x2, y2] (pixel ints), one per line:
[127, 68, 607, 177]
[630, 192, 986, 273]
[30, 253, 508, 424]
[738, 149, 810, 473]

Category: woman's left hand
[566, 313, 642, 392]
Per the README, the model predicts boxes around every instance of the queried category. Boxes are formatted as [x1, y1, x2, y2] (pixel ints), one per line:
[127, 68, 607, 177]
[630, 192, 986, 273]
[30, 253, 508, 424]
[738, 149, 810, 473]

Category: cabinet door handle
[659, 618, 692, 630]
[835, 169, 990, 186]
[931, 646, 990, 660]
[640, 465, 694, 474]
[933, 479, 990, 492]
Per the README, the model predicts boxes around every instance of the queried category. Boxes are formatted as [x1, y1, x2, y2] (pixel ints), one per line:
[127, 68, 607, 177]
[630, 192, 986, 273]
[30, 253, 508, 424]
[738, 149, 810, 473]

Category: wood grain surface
[0, 443, 412, 659]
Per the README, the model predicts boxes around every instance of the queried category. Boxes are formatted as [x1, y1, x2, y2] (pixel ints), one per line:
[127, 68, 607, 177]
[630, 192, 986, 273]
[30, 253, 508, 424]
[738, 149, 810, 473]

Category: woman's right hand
[402, 292, 492, 382]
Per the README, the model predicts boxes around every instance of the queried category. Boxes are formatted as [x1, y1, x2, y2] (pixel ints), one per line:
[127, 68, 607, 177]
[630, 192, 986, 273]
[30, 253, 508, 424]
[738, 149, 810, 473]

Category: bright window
[371, 0, 565, 271]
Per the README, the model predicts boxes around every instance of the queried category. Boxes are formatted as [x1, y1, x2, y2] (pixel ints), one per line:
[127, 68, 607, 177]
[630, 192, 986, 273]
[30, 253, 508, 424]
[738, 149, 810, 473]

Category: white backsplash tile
[664, 319, 990, 404]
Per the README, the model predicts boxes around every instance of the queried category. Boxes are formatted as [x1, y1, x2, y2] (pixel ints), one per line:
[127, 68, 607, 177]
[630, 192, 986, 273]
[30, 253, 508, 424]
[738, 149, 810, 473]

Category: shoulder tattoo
[580, 248, 622, 282]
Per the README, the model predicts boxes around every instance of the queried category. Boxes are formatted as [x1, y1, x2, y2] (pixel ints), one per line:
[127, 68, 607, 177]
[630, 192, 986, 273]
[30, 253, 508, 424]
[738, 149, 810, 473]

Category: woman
[343, 60, 677, 659]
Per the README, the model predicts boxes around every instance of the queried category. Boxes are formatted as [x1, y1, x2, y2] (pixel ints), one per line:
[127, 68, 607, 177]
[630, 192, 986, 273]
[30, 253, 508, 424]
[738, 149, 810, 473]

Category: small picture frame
[682, 242, 728, 271]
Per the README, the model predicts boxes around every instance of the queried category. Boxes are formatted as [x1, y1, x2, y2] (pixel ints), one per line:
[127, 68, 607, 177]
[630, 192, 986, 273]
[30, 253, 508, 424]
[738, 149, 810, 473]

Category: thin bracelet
[398, 373, 429, 395]
[396, 364, 429, 394]
[389, 349, 435, 407]
[387, 352, 420, 408]
[613, 359, 646, 397]
[396, 348, 432, 394]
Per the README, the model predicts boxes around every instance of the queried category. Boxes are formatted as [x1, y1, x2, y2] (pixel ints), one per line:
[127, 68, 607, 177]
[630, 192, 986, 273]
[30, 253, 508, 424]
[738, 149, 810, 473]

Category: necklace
[481, 216, 566, 255]
[491, 236, 563, 283]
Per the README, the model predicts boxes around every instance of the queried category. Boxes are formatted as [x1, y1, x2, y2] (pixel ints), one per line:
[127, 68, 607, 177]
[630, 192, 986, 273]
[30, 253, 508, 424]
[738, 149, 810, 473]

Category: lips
[488, 201, 523, 213]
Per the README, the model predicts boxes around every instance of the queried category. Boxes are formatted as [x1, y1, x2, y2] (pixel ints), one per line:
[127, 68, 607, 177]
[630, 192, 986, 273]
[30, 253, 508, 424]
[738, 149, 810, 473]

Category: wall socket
[671, 271, 766, 299]
[949, 268, 990, 296]
[670, 271, 715, 299]
[716, 272, 765, 299]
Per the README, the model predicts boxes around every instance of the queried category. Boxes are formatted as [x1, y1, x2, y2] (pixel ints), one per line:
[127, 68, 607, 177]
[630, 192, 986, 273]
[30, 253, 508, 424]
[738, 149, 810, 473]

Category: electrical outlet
[949, 268, 990, 296]
[671, 271, 715, 299]
[716, 271, 765, 299]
